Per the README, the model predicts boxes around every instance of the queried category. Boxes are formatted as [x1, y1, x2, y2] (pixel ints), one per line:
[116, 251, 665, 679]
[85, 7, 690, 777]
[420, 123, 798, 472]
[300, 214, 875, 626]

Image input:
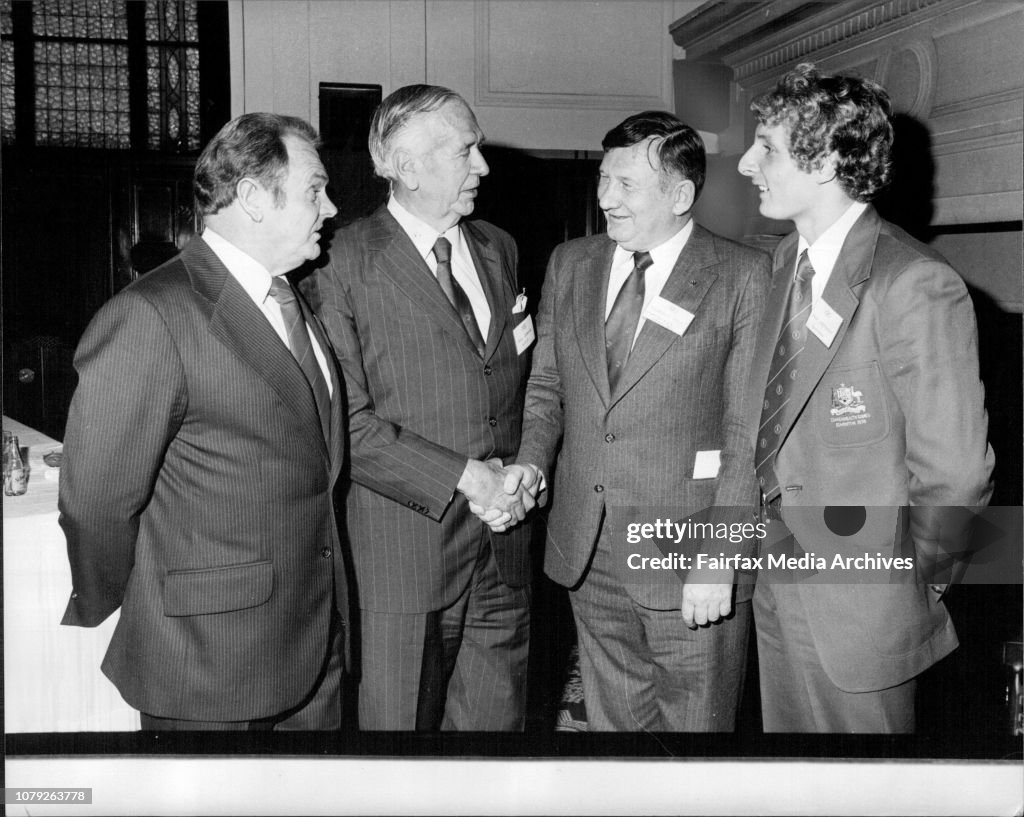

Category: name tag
[644, 296, 695, 336]
[513, 314, 535, 354]
[807, 297, 842, 348]
[693, 450, 721, 479]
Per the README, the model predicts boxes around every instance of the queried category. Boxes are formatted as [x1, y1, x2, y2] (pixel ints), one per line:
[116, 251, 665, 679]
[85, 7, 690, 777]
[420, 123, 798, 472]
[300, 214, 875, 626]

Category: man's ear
[815, 152, 840, 186]
[235, 177, 266, 222]
[392, 148, 420, 192]
[671, 178, 696, 217]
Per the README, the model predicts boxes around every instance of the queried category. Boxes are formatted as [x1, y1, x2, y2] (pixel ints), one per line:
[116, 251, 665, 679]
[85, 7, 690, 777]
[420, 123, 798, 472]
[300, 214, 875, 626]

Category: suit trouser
[569, 524, 750, 732]
[753, 579, 915, 733]
[357, 534, 530, 731]
[140, 613, 345, 731]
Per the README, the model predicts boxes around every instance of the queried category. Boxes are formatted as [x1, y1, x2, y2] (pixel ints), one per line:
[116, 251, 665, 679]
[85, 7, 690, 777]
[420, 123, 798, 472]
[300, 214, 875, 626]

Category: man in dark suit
[307, 85, 536, 731]
[738, 63, 994, 732]
[60, 113, 348, 730]
[514, 112, 770, 731]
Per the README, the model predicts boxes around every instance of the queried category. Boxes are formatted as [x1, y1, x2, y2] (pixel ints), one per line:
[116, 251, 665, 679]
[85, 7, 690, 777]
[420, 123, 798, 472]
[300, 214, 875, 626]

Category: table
[3, 415, 139, 732]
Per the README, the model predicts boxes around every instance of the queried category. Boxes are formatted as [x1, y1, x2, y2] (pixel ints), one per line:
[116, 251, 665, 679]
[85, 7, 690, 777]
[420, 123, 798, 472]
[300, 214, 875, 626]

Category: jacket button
[488, 417, 497, 427]
[321, 547, 332, 559]
[604, 433, 615, 443]
[483, 365, 493, 376]
[70, 592, 79, 599]
[594, 484, 604, 493]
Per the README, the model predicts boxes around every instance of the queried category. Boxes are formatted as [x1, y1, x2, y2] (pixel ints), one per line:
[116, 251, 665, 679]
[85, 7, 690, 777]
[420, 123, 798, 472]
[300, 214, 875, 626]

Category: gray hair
[368, 84, 469, 180]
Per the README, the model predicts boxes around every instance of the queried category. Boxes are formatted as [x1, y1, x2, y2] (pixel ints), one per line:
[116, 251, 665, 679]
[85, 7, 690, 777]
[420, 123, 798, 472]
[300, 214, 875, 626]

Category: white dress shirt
[605, 220, 694, 346]
[387, 195, 491, 340]
[797, 200, 868, 305]
[201, 228, 332, 394]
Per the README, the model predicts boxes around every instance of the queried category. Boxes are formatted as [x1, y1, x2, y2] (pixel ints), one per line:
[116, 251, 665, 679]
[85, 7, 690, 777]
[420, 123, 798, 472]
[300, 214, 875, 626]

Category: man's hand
[459, 458, 537, 530]
[681, 571, 734, 629]
[501, 463, 546, 499]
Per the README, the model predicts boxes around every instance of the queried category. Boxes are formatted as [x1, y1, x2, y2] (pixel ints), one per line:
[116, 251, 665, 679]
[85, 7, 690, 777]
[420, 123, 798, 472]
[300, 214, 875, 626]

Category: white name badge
[693, 449, 721, 479]
[513, 314, 536, 354]
[807, 297, 843, 348]
[644, 296, 695, 336]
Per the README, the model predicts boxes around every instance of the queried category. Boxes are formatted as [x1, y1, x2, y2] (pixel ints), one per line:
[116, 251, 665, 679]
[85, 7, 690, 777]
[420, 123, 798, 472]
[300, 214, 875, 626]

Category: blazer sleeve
[709, 247, 771, 517]
[879, 257, 995, 571]
[59, 291, 186, 626]
[312, 255, 469, 521]
[516, 243, 567, 477]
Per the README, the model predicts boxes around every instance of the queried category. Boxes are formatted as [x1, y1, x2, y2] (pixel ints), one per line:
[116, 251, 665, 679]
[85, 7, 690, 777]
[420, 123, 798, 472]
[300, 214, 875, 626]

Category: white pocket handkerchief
[513, 292, 528, 314]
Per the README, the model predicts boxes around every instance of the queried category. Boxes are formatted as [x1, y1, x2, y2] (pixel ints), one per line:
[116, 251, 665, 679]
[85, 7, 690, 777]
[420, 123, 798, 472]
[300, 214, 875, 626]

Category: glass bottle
[4, 434, 27, 496]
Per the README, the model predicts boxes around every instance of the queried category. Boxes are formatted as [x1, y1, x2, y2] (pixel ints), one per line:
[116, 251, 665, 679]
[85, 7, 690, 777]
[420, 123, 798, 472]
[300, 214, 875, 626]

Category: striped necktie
[756, 250, 815, 503]
[605, 250, 653, 392]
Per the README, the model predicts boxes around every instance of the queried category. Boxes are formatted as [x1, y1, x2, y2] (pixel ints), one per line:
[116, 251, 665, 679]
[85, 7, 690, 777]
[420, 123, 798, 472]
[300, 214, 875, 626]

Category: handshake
[457, 458, 546, 533]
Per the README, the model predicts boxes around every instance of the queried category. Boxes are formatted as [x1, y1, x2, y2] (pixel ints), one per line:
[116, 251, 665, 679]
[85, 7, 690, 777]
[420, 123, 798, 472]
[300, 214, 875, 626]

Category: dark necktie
[269, 277, 332, 442]
[433, 236, 486, 357]
[756, 250, 816, 502]
[605, 251, 653, 392]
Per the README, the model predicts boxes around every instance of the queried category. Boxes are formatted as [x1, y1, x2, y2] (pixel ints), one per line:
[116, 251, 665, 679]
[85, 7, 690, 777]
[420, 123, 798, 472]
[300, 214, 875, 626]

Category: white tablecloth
[3, 415, 139, 732]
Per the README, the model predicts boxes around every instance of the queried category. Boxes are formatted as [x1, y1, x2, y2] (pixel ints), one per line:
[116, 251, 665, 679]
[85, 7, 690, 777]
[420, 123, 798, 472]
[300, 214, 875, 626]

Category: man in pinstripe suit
[515, 112, 770, 731]
[308, 85, 536, 731]
[60, 114, 348, 730]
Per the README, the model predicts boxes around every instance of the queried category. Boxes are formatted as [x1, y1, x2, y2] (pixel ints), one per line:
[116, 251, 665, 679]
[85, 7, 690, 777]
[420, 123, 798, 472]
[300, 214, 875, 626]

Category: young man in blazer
[60, 114, 349, 730]
[514, 112, 771, 731]
[307, 85, 537, 731]
[738, 63, 994, 732]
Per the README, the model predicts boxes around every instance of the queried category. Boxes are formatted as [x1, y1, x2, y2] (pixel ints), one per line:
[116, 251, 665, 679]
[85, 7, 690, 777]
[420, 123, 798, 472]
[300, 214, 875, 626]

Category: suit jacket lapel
[183, 238, 328, 460]
[368, 207, 486, 358]
[771, 208, 879, 449]
[573, 238, 616, 408]
[297, 291, 345, 473]
[609, 224, 719, 406]
[463, 220, 509, 361]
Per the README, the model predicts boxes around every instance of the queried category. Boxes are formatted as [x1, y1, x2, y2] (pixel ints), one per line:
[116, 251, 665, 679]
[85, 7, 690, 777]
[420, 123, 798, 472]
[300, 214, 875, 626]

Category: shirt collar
[613, 219, 694, 269]
[201, 227, 276, 302]
[388, 195, 463, 260]
[798, 201, 868, 279]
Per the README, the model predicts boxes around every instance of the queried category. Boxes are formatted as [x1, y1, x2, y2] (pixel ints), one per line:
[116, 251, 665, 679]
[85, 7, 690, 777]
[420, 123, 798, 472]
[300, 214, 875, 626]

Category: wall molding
[473, 1, 674, 111]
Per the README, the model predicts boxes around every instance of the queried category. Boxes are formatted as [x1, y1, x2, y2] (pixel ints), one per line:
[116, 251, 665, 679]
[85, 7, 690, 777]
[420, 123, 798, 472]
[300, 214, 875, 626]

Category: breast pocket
[813, 361, 891, 448]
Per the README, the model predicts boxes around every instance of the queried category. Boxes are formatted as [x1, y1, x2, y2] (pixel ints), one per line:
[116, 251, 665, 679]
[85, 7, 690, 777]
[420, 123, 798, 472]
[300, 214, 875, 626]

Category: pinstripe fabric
[572, 527, 749, 731]
[518, 225, 771, 609]
[517, 225, 769, 732]
[307, 205, 532, 729]
[357, 542, 529, 731]
[60, 237, 348, 723]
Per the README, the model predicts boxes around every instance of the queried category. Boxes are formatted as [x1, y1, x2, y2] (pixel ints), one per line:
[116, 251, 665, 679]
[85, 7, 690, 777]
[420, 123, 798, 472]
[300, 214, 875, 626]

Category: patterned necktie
[756, 250, 815, 502]
[269, 277, 332, 442]
[433, 236, 486, 357]
[605, 251, 653, 392]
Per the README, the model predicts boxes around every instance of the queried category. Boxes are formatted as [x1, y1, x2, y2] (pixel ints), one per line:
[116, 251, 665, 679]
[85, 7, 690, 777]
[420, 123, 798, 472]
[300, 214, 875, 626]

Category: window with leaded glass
[0, 0, 226, 151]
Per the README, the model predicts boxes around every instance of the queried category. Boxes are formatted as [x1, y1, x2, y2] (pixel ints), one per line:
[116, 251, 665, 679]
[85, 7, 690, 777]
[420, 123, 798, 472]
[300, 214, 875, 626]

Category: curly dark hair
[602, 110, 706, 203]
[750, 63, 893, 202]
